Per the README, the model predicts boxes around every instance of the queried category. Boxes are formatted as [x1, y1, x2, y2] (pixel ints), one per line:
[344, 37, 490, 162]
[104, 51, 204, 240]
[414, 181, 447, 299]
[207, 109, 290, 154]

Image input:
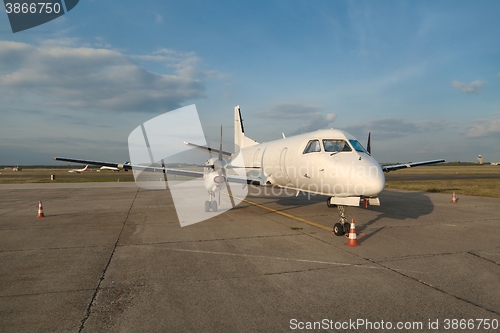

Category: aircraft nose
[370, 169, 385, 195]
[350, 160, 385, 196]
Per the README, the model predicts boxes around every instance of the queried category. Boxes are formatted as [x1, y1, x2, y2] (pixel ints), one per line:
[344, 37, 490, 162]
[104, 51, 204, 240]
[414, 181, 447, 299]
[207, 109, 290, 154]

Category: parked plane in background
[55, 105, 444, 235]
[99, 162, 130, 172]
[68, 165, 88, 173]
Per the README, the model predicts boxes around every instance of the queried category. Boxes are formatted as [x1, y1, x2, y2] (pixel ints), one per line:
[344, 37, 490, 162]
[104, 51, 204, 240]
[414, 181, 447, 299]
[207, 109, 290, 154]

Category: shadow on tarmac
[356, 190, 435, 243]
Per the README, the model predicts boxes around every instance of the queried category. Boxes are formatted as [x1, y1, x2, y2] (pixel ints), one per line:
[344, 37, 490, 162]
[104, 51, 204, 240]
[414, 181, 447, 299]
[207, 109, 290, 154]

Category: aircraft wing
[381, 159, 445, 173]
[53, 157, 260, 185]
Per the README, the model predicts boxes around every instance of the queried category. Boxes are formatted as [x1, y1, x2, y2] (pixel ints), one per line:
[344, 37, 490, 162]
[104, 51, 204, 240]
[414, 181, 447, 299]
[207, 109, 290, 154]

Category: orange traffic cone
[37, 201, 45, 218]
[451, 192, 457, 203]
[345, 219, 360, 247]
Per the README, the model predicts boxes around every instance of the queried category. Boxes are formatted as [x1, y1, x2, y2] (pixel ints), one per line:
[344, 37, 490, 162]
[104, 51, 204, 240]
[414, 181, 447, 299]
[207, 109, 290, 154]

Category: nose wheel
[332, 205, 350, 236]
[205, 200, 218, 212]
[205, 191, 218, 212]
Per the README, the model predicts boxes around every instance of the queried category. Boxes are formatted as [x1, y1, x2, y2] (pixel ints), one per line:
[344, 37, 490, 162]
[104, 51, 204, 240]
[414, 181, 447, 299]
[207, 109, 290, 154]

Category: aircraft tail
[234, 105, 258, 149]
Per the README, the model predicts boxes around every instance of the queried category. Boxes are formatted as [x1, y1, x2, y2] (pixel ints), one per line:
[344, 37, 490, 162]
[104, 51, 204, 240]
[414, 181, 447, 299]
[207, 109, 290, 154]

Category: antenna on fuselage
[367, 132, 371, 155]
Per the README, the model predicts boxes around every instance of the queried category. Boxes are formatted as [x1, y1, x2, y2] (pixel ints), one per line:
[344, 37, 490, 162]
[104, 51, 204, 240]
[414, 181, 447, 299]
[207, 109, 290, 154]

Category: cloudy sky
[1, 1, 499, 164]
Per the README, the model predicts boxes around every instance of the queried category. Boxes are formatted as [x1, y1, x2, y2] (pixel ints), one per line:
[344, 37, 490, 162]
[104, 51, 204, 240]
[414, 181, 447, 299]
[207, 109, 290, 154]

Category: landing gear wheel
[211, 200, 218, 212]
[343, 222, 351, 235]
[326, 197, 336, 208]
[204, 201, 210, 212]
[333, 223, 345, 236]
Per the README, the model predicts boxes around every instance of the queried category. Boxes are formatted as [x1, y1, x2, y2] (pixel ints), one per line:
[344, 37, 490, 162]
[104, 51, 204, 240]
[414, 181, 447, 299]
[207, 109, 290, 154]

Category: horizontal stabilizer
[183, 142, 232, 157]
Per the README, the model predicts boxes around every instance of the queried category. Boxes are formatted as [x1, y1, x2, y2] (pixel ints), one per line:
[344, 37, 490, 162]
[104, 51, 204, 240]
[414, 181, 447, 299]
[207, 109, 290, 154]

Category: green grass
[385, 179, 500, 198]
[0, 168, 135, 184]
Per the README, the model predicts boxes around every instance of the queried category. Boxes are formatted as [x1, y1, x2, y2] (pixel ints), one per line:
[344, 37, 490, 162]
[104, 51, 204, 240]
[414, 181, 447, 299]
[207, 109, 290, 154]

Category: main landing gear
[327, 197, 351, 236]
[204, 191, 218, 212]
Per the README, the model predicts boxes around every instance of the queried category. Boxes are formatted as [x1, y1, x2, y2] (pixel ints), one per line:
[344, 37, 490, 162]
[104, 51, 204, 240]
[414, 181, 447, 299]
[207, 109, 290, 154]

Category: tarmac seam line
[467, 251, 500, 266]
[78, 187, 140, 333]
[364, 258, 500, 317]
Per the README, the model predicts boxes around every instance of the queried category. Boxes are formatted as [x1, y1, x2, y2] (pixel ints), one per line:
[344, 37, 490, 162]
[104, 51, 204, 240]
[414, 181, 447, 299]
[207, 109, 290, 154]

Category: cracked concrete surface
[0, 183, 499, 332]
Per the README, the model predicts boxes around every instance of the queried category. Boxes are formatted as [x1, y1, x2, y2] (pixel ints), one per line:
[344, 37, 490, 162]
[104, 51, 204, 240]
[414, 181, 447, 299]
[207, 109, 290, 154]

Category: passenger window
[323, 139, 352, 153]
[303, 140, 321, 154]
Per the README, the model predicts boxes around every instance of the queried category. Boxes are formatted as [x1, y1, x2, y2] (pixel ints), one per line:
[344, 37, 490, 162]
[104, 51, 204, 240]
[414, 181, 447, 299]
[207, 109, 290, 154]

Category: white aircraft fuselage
[232, 106, 384, 207]
[239, 129, 384, 199]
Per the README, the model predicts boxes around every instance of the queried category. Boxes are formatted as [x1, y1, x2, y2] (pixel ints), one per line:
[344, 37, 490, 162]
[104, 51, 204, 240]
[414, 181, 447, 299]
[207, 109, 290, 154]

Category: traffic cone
[345, 219, 360, 247]
[451, 192, 457, 203]
[37, 201, 45, 218]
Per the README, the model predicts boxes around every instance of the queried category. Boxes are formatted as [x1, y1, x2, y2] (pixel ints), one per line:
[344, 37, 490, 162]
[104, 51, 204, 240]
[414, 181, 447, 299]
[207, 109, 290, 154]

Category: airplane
[55, 105, 444, 236]
[98, 162, 130, 172]
[67, 165, 89, 173]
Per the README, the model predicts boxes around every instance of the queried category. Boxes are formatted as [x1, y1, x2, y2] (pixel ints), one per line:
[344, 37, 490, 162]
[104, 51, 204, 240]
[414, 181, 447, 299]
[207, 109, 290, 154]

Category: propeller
[367, 132, 371, 155]
[218, 126, 236, 208]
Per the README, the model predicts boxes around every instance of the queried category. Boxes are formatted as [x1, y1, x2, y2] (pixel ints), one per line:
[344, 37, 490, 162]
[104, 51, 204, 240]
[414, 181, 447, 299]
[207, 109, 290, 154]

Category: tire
[343, 222, 351, 235]
[333, 223, 344, 236]
[211, 200, 218, 212]
[204, 201, 210, 212]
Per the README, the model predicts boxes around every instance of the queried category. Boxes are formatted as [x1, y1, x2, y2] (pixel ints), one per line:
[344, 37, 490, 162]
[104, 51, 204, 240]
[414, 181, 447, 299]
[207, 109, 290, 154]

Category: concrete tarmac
[1, 183, 499, 332]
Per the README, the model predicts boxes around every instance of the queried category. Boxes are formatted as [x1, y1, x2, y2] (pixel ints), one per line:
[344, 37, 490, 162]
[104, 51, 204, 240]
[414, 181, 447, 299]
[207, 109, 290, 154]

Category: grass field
[0, 168, 135, 183]
[383, 164, 500, 175]
[384, 165, 500, 198]
[385, 179, 500, 198]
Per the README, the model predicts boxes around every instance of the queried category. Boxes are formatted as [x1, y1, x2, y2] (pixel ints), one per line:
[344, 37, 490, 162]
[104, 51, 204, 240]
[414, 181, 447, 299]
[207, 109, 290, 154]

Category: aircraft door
[279, 148, 291, 183]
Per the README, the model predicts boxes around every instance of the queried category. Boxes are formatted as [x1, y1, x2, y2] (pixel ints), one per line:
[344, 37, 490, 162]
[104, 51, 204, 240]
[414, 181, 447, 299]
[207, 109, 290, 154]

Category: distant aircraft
[68, 165, 88, 173]
[99, 162, 130, 172]
[55, 106, 444, 235]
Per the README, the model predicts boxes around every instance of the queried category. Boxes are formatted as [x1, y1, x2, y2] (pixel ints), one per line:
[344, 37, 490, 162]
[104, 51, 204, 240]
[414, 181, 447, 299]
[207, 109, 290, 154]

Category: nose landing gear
[331, 204, 350, 236]
[204, 191, 218, 212]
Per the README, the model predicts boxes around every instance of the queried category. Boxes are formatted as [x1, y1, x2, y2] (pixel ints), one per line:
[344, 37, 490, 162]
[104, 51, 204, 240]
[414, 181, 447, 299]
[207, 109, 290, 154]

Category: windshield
[349, 140, 368, 153]
[323, 139, 352, 153]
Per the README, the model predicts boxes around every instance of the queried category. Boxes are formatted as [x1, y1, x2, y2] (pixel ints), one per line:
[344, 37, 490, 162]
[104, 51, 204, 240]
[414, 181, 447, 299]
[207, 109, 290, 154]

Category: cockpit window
[323, 139, 352, 153]
[349, 140, 368, 153]
[303, 140, 321, 153]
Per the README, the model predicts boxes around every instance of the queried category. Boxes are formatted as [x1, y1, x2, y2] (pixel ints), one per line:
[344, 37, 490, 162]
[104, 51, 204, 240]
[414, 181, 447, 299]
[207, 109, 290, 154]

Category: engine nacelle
[204, 170, 226, 192]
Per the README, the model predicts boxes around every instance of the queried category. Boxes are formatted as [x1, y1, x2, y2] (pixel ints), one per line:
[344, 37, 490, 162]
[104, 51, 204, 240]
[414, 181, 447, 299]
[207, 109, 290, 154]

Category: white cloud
[0, 40, 209, 113]
[257, 102, 336, 135]
[451, 80, 485, 94]
[132, 49, 226, 80]
[155, 13, 163, 24]
[341, 118, 445, 140]
[466, 117, 500, 138]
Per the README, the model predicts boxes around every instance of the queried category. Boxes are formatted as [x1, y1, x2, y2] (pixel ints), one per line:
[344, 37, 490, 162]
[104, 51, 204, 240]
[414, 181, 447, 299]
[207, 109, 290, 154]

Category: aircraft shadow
[356, 190, 435, 243]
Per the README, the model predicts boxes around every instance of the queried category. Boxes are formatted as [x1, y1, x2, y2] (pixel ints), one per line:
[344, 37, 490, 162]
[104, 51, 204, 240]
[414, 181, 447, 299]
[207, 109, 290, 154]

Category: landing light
[214, 176, 226, 184]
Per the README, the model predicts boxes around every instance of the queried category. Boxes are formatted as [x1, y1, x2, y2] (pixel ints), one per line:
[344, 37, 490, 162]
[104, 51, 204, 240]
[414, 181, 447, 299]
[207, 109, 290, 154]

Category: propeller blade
[367, 132, 371, 155]
[222, 167, 236, 207]
[219, 125, 223, 162]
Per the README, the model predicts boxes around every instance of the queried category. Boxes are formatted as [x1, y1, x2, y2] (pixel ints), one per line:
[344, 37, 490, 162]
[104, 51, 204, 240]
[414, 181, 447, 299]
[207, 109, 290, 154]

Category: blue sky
[1, 0, 499, 164]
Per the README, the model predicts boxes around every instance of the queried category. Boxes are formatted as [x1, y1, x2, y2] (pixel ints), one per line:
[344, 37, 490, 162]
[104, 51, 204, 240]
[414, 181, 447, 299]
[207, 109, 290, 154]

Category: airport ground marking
[164, 247, 381, 269]
[225, 193, 332, 232]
